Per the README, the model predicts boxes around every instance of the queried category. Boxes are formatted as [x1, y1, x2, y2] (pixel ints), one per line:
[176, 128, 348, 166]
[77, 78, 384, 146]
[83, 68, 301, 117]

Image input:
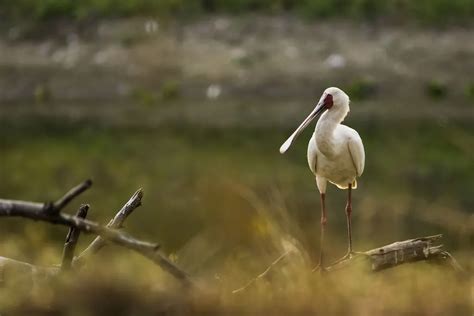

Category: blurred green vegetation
[465, 82, 474, 101]
[346, 78, 377, 101]
[425, 79, 448, 100]
[1, 0, 474, 23]
[1, 117, 472, 256]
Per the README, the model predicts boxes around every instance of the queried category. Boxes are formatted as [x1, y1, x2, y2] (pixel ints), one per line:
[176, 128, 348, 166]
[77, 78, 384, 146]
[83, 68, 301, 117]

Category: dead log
[326, 234, 464, 272]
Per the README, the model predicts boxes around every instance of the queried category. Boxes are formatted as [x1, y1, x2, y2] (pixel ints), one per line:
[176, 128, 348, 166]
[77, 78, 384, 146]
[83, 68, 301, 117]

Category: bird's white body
[308, 111, 365, 193]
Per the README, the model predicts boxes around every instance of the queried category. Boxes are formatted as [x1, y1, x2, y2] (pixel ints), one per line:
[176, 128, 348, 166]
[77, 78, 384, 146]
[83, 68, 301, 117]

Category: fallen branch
[61, 204, 89, 271]
[0, 181, 192, 287]
[73, 189, 143, 266]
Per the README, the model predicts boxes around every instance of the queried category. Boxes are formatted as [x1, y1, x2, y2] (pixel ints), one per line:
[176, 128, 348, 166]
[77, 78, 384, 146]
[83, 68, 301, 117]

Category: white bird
[280, 87, 365, 269]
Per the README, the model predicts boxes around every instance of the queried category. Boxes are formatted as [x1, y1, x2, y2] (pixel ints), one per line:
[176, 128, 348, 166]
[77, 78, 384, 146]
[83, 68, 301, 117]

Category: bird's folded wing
[348, 136, 365, 177]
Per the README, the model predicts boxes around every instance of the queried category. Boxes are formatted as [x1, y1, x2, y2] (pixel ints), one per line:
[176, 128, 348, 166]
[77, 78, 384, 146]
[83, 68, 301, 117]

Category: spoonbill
[280, 87, 365, 269]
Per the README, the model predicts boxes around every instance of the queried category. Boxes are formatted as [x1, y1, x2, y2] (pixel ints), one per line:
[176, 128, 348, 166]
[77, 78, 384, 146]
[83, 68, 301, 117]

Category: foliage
[130, 87, 157, 106]
[1, 0, 474, 24]
[346, 78, 377, 100]
[34, 83, 52, 104]
[160, 80, 181, 100]
[425, 80, 448, 100]
[465, 82, 474, 101]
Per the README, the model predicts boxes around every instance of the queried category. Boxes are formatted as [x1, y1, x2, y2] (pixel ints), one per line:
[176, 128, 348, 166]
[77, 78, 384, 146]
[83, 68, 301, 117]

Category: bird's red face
[322, 93, 334, 110]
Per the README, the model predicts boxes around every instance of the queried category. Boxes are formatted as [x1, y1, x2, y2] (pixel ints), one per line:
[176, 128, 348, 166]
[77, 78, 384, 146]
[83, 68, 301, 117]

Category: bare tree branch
[0, 182, 192, 287]
[73, 189, 143, 266]
[47, 179, 92, 214]
[0, 180, 92, 217]
[61, 204, 89, 271]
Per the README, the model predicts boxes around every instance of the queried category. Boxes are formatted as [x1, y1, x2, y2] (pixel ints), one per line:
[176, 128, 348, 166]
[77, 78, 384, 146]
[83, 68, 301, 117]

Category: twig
[437, 251, 465, 273]
[61, 204, 89, 271]
[47, 179, 92, 214]
[0, 182, 192, 287]
[73, 189, 143, 266]
[232, 251, 290, 294]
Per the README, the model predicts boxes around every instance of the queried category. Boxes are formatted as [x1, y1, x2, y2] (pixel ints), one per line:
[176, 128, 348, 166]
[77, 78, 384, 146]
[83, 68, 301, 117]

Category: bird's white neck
[314, 106, 348, 157]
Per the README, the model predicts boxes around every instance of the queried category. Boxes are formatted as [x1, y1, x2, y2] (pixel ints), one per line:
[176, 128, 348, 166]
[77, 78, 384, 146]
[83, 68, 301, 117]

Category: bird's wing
[348, 134, 365, 177]
[307, 135, 318, 175]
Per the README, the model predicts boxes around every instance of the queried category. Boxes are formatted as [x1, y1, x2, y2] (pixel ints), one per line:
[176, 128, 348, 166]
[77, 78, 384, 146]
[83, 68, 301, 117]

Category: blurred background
[0, 1, 473, 314]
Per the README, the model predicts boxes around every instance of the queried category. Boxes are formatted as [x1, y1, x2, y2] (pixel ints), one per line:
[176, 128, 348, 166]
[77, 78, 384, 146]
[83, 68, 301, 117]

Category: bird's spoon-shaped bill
[279, 135, 295, 154]
[279, 102, 325, 154]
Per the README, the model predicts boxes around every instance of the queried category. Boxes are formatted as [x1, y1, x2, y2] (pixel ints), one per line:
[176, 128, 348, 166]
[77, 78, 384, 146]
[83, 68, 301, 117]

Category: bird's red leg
[318, 192, 327, 271]
[329, 184, 357, 265]
[345, 183, 353, 255]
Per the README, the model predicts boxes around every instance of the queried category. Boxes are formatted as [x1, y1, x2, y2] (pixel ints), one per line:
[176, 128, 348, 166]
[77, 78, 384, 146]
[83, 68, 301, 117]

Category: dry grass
[0, 236, 471, 315]
[0, 181, 471, 315]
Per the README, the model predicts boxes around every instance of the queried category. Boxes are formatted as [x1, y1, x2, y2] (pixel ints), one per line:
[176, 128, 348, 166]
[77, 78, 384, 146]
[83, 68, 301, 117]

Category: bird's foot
[330, 250, 365, 265]
[312, 264, 328, 274]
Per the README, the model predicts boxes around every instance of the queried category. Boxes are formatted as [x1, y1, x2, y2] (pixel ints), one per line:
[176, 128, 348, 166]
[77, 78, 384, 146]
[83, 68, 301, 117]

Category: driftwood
[326, 234, 464, 272]
[0, 180, 192, 287]
[232, 234, 464, 293]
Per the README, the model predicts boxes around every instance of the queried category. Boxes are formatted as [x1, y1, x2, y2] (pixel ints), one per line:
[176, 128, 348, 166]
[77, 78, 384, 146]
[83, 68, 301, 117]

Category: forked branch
[0, 181, 192, 287]
[73, 189, 143, 266]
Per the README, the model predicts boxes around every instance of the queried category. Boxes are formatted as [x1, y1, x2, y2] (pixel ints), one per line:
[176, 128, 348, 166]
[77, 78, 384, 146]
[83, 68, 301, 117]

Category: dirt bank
[1, 16, 473, 101]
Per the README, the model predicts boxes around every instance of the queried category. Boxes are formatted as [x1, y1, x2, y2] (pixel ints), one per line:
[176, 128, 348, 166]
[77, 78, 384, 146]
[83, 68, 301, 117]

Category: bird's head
[322, 87, 350, 112]
[279, 87, 350, 154]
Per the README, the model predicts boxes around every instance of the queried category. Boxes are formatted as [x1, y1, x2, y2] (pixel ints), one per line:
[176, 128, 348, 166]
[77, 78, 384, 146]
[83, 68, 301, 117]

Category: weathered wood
[0, 181, 192, 287]
[61, 204, 89, 271]
[73, 189, 143, 266]
[326, 234, 463, 272]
